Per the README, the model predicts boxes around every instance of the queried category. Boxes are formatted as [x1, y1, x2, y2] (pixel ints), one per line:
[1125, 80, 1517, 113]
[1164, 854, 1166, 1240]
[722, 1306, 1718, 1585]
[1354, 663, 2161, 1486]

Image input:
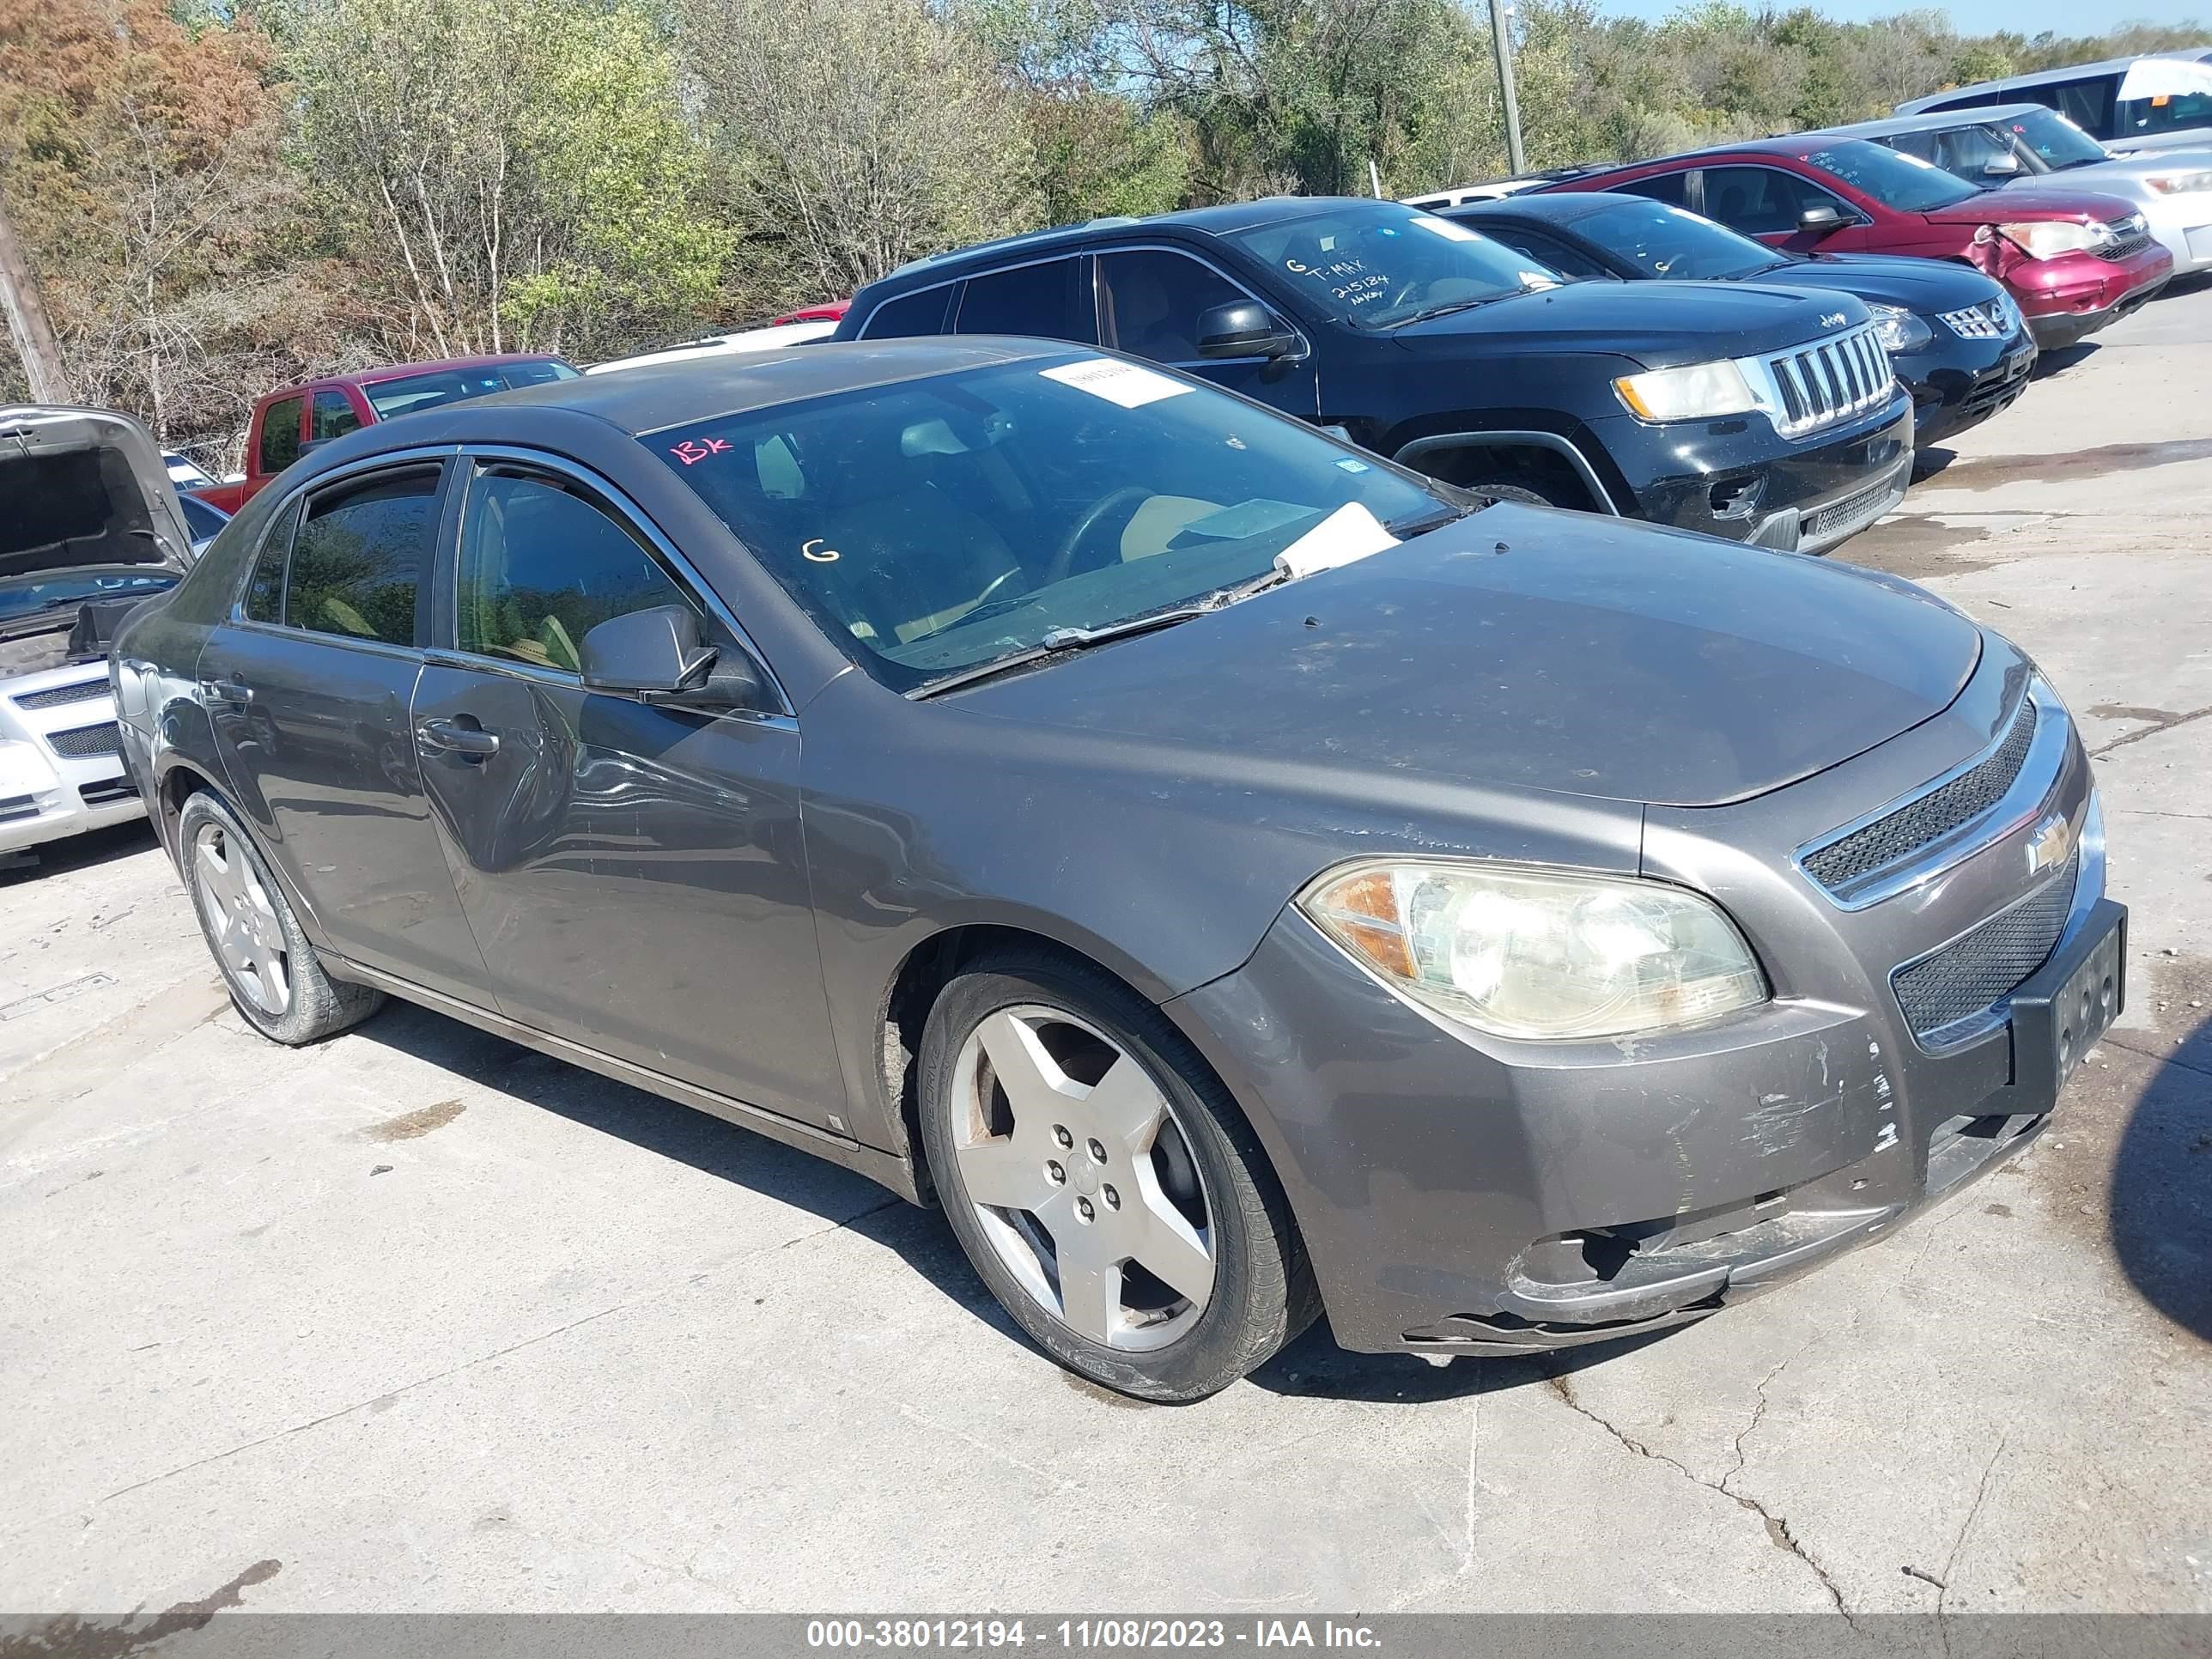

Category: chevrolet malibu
[111, 341, 2124, 1401]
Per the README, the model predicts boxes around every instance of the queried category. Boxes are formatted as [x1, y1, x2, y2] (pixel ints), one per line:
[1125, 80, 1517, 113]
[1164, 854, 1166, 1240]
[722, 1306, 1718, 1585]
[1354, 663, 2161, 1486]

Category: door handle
[201, 676, 253, 706]
[416, 715, 501, 759]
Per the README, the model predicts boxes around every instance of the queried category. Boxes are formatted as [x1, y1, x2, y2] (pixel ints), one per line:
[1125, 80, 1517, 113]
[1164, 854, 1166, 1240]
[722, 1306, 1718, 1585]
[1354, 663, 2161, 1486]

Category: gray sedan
[109, 339, 2124, 1400]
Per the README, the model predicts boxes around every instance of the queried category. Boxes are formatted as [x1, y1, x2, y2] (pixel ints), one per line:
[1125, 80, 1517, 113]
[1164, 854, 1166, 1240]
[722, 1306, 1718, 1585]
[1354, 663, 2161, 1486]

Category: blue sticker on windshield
[1334, 457, 1370, 473]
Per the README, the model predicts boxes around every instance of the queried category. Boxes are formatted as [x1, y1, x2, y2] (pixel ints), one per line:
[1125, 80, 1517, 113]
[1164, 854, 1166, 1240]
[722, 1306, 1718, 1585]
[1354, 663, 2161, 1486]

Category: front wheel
[918, 951, 1317, 1401]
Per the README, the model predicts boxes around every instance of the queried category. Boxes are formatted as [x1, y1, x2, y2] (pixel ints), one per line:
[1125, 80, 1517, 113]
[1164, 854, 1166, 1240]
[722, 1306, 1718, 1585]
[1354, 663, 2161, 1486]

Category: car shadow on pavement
[0, 819, 157, 884]
[2108, 1007, 2212, 1343]
[1248, 1314, 1682, 1405]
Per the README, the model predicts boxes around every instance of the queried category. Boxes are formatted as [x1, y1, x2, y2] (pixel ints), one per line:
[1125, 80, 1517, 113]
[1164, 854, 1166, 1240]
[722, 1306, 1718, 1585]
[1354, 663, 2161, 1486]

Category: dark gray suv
[111, 340, 2123, 1400]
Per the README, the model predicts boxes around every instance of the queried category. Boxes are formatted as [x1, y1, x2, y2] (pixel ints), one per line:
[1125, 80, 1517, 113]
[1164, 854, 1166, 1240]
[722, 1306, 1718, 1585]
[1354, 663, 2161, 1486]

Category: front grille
[1893, 851, 2077, 1038]
[1802, 471, 1902, 542]
[1939, 299, 2012, 339]
[2100, 217, 2154, 260]
[1757, 324, 1895, 438]
[1959, 355, 2033, 419]
[11, 679, 109, 712]
[46, 721, 122, 760]
[1803, 698, 2038, 892]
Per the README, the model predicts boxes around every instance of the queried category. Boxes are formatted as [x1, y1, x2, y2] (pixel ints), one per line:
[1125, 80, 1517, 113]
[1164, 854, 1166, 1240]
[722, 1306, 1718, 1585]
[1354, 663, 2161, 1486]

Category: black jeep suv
[834, 197, 1915, 554]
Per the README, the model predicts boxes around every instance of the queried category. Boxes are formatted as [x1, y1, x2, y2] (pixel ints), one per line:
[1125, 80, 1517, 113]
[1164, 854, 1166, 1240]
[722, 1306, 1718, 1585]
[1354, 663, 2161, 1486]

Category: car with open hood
[1444, 191, 2036, 446]
[2, 404, 196, 859]
[832, 198, 1914, 556]
[110, 343, 2124, 1400]
[1541, 136, 2172, 350]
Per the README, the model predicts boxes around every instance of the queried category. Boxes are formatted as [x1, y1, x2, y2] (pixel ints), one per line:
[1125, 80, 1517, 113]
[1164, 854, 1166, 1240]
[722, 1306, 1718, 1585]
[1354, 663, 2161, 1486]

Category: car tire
[918, 949, 1319, 1401]
[1462, 479, 1571, 508]
[177, 790, 385, 1045]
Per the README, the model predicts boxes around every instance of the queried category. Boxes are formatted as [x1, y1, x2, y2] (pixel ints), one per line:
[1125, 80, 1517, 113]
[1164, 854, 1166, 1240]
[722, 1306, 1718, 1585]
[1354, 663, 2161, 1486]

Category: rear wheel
[178, 791, 384, 1045]
[918, 950, 1317, 1401]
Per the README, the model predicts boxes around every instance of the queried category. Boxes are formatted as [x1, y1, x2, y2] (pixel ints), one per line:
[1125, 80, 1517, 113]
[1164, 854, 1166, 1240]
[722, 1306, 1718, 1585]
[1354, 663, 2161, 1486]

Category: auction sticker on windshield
[1041, 358, 1194, 409]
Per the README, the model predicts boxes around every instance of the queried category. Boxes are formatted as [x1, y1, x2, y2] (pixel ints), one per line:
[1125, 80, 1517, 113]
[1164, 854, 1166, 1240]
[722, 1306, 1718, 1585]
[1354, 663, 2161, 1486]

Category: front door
[198, 459, 494, 1004]
[1095, 247, 1320, 420]
[412, 456, 842, 1130]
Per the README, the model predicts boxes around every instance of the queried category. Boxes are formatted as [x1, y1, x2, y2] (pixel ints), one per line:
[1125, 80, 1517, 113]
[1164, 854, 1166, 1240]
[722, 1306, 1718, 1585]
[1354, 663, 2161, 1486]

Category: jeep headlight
[1299, 860, 1769, 1041]
[1865, 302, 1932, 352]
[1613, 360, 1759, 422]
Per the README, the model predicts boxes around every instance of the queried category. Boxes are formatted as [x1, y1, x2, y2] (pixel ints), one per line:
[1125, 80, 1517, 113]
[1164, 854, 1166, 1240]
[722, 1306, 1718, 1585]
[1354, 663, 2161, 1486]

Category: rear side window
[283, 468, 441, 646]
[955, 257, 1097, 343]
[257, 396, 304, 476]
[858, 287, 953, 338]
[1611, 172, 1688, 206]
[454, 469, 694, 673]
[1097, 250, 1248, 362]
[2045, 76, 2118, 137]
[311, 390, 362, 443]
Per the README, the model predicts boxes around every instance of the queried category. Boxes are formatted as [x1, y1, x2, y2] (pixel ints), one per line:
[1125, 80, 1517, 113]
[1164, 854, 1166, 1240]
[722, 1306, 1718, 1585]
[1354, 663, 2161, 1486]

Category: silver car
[1832, 104, 2212, 276]
[1898, 50, 2212, 159]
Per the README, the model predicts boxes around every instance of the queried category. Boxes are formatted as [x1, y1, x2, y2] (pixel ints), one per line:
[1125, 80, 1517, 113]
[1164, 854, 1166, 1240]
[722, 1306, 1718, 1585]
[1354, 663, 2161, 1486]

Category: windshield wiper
[908, 604, 1219, 698]
[1388, 297, 1504, 328]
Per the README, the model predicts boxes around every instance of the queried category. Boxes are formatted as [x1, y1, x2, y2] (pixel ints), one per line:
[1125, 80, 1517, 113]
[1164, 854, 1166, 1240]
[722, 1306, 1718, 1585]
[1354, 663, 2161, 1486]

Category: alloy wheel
[950, 1005, 1216, 1351]
[193, 821, 292, 1017]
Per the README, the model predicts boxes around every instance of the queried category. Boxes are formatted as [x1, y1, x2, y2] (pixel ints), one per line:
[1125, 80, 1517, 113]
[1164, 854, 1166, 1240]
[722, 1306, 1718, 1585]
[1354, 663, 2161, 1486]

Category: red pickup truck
[192, 353, 578, 514]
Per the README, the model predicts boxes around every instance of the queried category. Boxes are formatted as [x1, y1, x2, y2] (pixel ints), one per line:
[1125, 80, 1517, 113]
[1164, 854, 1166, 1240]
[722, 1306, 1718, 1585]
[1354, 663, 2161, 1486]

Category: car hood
[1730, 252, 2007, 312]
[948, 505, 1982, 809]
[1389, 279, 1867, 368]
[1, 404, 194, 588]
[1919, 185, 2142, 225]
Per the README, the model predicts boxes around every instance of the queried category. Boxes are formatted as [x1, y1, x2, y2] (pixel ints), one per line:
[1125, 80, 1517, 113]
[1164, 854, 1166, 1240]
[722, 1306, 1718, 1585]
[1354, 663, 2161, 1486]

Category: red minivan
[1541, 136, 2172, 349]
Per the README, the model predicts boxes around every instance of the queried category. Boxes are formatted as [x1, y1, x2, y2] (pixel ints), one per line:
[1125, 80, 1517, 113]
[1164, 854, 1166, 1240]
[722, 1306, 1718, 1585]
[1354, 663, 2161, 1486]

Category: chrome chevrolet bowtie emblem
[2027, 811, 2075, 877]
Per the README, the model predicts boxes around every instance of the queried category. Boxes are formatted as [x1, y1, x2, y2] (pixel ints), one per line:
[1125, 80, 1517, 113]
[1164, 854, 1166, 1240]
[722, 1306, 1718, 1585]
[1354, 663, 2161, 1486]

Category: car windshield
[1994, 107, 2112, 170]
[1216, 202, 1559, 329]
[364, 358, 579, 420]
[1803, 141, 1980, 211]
[653, 354, 1452, 693]
[1571, 197, 1789, 279]
[0, 570, 177, 626]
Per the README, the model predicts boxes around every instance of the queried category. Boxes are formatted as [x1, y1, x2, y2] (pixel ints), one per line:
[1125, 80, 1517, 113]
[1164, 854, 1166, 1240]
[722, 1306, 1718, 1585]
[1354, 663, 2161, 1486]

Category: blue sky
[1594, 0, 2208, 34]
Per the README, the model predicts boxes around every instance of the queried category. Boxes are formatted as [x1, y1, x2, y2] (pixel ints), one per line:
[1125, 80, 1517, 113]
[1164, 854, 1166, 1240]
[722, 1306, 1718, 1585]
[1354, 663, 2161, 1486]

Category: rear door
[197, 455, 494, 1004]
[410, 452, 842, 1131]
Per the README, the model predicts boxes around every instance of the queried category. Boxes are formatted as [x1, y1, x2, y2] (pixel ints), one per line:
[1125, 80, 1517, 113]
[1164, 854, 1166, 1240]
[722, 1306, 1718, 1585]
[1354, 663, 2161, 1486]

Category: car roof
[1901, 47, 2212, 105]
[1820, 103, 2073, 140]
[453, 337, 1071, 435]
[881, 196, 1413, 280]
[1445, 193, 1639, 226]
[343, 353, 572, 387]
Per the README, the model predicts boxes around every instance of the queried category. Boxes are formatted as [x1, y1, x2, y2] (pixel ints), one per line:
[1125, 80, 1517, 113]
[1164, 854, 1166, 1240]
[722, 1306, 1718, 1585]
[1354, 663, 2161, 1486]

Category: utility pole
[0, 179, 73, 405]
[1486, 0, 1527, 178]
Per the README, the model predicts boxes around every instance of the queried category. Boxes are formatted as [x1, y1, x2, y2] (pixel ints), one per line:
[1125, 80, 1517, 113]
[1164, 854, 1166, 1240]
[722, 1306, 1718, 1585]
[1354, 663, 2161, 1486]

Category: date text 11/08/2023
[805, 1620, 1383, 1650]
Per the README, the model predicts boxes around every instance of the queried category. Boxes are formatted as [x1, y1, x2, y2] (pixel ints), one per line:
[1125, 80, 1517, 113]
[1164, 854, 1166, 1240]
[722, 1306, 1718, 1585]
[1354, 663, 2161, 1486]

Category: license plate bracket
[2007, 901, 2126, 1095]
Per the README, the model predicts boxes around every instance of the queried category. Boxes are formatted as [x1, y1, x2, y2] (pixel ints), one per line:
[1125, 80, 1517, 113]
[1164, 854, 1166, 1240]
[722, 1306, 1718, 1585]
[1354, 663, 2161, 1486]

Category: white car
[584, 319, 837, 375]
[162, 449, 216, 489]
[3, 406, 195, 861]
[1898, 49, 2212, 158]
[1833, 102, 2212, 275]
[1401, 179, 1552, 209]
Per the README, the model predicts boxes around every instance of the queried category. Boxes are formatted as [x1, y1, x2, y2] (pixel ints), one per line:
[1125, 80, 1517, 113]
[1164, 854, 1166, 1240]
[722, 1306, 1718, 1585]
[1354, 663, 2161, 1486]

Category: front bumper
[1599, 397, 1912, 556]
[0, 666, 145, 855]
[1165, 657, 2116, 1355]
[2011, 242, 2173, 349]
[2139, 194, 2212, 275]
[1900, 330, 2037, 447]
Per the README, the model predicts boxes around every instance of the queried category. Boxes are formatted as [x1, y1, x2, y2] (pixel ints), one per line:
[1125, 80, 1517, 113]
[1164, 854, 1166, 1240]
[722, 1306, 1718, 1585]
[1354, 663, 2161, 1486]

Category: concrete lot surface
[3, 283, 2209, 1620]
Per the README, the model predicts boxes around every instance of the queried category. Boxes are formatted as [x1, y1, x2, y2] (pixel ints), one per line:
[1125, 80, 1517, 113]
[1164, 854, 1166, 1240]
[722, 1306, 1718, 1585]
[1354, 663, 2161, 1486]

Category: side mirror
[1796, 204, 1849, 234]
[1195, 300, 1299, 360]
[1981, 153, 2022, 178]
[580, 605, 719, 699]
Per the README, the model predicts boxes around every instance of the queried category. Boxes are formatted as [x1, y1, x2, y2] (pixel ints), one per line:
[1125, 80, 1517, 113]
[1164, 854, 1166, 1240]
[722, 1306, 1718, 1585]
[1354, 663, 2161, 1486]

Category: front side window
[1930, 124, 2023, 180]
[2042, 76, 2118, 137]
[1218, 203, 1552, 329]
[954, 258, 1097, 343]
[649, 353, 1450, 693]
[1700, 167, 1851, 234]
[283, 468, 439, 646]
[455, 469, 694, 672]
[1561, 198, 1784, 279]
[258, 396, 304, 476]
[1474, 223, 1613, 280]
[1800, 141, 1978, 212]
[1097, 250, 1249, 359]
[312, 390, 362, 442]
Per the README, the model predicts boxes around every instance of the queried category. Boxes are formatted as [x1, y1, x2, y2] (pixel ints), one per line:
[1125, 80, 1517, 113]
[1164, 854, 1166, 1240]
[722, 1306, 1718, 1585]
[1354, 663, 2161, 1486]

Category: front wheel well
[1404, 439, 1605, 511]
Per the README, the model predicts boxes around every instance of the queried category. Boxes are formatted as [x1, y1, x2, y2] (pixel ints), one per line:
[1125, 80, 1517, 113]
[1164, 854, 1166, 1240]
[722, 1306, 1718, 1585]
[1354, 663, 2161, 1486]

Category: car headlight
[1297, 860, 1769, 1041]
[1865, 302, 1933, 352]
[2145, 169, 2212, 195]
[1996, 220, 2107, 258]
[1613, 360, 1759, 422]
